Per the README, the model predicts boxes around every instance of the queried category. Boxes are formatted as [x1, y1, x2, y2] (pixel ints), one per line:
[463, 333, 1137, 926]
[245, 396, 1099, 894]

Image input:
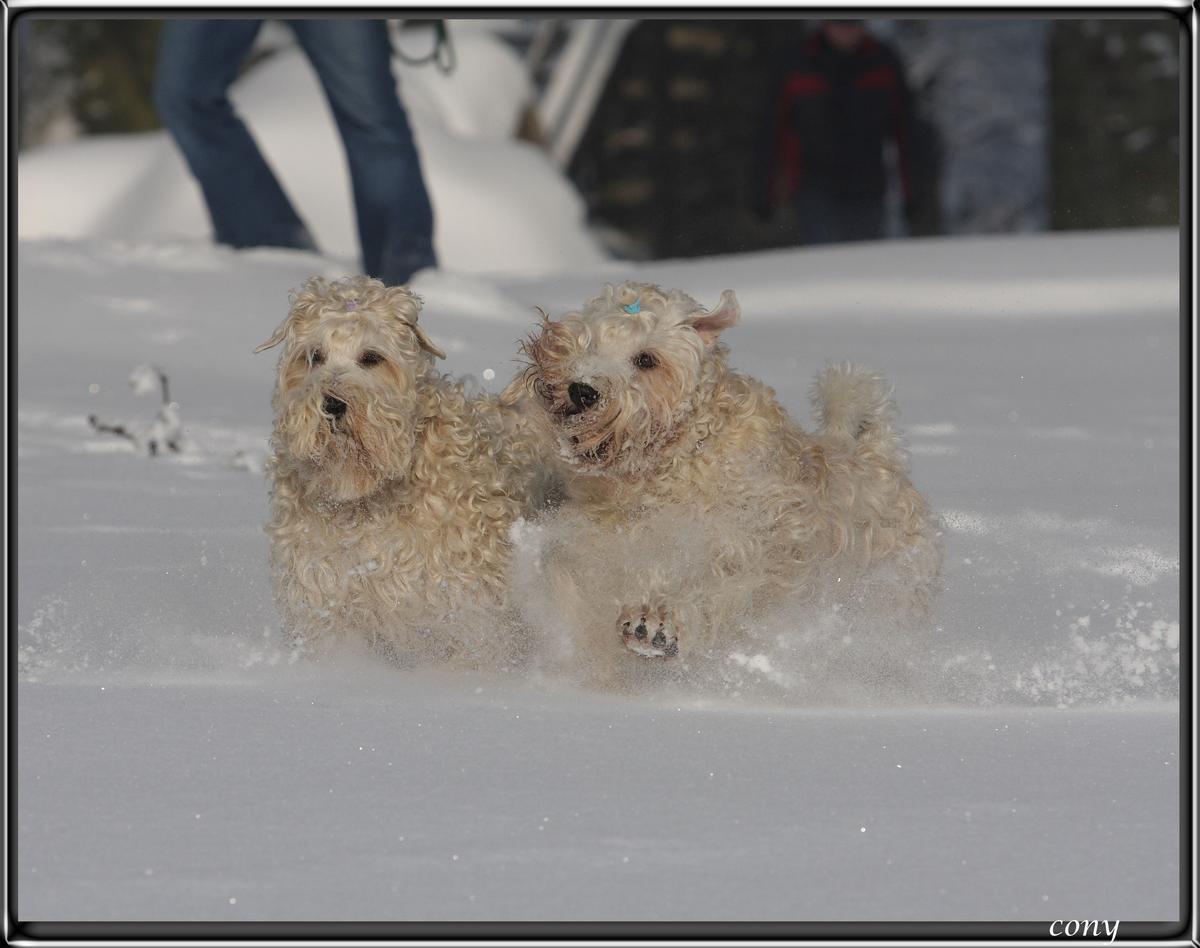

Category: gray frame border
[3, 1, 1193, 943]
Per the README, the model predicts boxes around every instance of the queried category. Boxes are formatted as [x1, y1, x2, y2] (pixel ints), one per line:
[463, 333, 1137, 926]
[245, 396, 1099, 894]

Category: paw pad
[618, 609, 681, 659]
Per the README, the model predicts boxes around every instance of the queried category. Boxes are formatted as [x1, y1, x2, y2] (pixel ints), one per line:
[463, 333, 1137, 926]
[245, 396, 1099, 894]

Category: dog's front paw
[618, 605, 682, 659]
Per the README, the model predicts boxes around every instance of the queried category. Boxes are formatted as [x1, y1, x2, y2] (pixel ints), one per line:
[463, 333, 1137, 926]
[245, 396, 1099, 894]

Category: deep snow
[13, 227, 1181, 922]
[17, 679, 1180, 922]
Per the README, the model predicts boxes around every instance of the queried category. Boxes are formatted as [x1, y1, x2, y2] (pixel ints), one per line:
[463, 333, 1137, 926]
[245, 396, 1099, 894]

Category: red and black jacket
[759, 31, 916, 207]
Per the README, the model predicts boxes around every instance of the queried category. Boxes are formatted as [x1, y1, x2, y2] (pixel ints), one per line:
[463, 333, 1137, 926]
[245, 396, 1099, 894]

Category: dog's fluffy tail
[811, 361, 899, 450]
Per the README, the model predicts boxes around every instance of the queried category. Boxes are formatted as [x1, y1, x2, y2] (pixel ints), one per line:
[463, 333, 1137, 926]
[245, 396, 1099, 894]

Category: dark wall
[568, 20, 812, 260]
[570, 17, 1182, 259]
[18, 19, 163, 147]
[17, 17, 1182, 246]
[1049, 17, 1181, 230]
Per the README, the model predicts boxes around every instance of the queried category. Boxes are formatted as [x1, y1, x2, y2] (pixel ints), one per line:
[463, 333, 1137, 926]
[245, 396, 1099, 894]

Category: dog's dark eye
[632, 351, 658, 370]
[309, 349, 325, 366]
[358, 350, 383, 367]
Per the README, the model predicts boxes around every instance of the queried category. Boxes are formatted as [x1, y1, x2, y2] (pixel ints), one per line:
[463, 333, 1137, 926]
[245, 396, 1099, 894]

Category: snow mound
[17, 27, 605, 277]
[15, 228, 1180, 709]
[13, 230, 1179, 922]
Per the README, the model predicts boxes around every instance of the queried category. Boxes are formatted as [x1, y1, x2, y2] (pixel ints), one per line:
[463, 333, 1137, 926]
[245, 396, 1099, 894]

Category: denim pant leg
[794, 190, 839, 245]
[795, 189, 883, 245]
[154, 20, 316, 250]
[289, 20, 437, 284]
[837, 199, 884, 243]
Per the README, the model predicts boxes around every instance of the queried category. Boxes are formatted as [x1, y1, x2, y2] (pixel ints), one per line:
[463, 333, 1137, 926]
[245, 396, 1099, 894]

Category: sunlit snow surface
[15, 229, 1180, 921]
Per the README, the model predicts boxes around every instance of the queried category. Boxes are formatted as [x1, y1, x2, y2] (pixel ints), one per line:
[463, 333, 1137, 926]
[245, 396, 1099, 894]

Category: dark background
[15, 16, 1183, 259]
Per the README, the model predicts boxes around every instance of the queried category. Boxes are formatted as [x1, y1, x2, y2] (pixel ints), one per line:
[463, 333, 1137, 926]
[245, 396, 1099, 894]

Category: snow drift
[16, 23, 606, 277]
[14, 227, 1180, 921]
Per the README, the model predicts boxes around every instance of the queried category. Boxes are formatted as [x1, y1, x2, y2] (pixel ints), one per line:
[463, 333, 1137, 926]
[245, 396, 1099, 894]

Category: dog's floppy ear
[256, 277, 325, 352]
[253, 316, 292, 353]
[498, 374, 526, 407]
[407, 322, 447, 361]
[379, 286, 447, 360]
[686, 289, 740, 346]
[499, 307, 552, 406]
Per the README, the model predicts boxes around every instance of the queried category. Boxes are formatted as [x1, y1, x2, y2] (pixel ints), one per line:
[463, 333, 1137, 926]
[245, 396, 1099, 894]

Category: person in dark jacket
[757, 20, 919, 244]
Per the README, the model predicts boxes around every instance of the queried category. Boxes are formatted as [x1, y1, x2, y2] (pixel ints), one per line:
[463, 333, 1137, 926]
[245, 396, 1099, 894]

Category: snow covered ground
[14, 227, 1181, 923]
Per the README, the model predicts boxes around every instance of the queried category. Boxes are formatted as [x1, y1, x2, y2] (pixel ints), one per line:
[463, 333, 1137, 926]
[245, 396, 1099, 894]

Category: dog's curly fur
[503, 281, 942, 681]
[258, 276, 545, 665]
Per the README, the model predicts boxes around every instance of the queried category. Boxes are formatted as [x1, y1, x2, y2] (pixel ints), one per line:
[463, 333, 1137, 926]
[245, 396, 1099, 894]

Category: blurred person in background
[154, 19, 436, 284]
[756, 19, 922, 245]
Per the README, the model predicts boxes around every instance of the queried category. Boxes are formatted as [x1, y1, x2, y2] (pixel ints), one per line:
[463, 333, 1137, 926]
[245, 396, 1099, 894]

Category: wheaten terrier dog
[256, 276, 544, 665]
[503, 281, 941, 684]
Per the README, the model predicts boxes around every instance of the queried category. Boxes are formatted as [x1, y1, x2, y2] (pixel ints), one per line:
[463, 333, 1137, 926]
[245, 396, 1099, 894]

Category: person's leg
[795, 190, 885, 244]
[154, 20, 316, 250]
[839, 197, 885, 243]
[289, 20, 436, 284]
[794, 189, 839, 245]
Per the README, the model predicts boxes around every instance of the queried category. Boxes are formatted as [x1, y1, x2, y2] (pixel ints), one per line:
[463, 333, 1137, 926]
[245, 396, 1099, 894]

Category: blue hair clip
[623, 298, 641, 315]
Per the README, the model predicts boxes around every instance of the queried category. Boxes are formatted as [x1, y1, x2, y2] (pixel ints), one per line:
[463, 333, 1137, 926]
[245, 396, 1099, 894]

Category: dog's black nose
[568, 382, 600, 411]
[322, 394, 347, 418]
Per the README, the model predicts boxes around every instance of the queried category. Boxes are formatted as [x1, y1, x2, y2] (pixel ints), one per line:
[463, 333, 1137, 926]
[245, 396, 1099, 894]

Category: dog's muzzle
[322, 394, 348, 419]
[567, 381, 600, 413]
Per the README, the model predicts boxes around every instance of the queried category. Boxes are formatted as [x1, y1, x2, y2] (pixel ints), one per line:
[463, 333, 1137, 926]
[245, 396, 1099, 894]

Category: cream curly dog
[257, 276, 545, 665]
[503, 281, 941, 682]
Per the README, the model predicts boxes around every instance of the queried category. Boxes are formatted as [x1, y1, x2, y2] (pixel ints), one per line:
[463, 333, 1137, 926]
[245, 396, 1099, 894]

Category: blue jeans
[794, 189, 884, 245]
[155, 20, 436, 284]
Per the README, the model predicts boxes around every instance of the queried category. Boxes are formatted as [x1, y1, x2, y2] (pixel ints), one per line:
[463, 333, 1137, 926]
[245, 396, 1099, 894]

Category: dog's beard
[276, 388, 418, 503]
[541, 381, 689, 477]
[558, 408, 618, 472]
